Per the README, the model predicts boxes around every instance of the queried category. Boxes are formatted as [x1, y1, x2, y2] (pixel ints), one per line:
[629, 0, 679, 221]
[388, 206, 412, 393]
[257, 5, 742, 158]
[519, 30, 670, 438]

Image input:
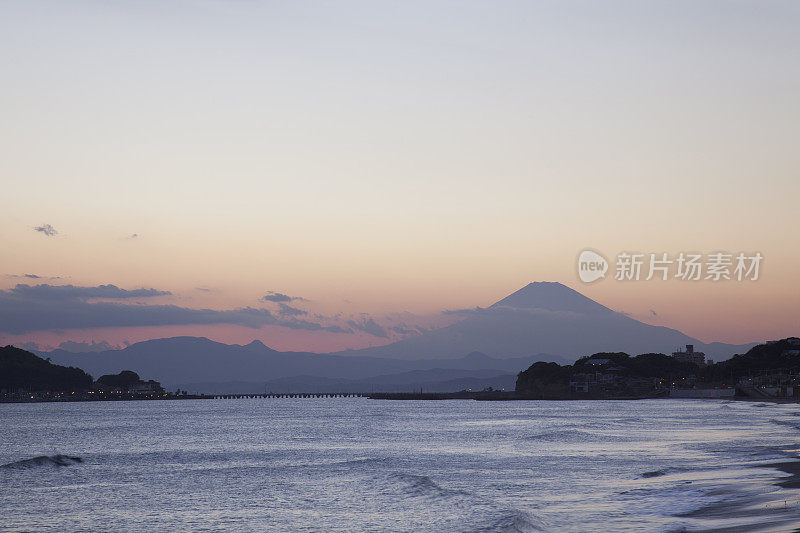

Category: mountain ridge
[43, 338, 557, 391]
[337, 282, 754, 361]
[40, 282, 757, 391]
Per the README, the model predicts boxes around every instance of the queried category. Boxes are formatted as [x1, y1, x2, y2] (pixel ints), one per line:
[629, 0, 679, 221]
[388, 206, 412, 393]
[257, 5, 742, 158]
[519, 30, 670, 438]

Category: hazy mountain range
[43, 338, 539, 394]
[42, 282, 757, 393]
[339, 282, 754, 361]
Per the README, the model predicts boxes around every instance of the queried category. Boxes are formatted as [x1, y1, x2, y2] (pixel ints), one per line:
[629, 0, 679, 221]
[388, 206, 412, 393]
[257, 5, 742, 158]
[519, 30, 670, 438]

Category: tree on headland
[515, 338, 800, 395]
[0, 345, 93, 392]
[699, 338, 800, 382]
[96, 370, 141, 390]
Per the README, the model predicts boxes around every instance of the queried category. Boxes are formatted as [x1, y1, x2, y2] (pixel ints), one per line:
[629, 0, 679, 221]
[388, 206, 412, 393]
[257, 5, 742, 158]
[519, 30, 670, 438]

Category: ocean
[2, 398, 800, 532]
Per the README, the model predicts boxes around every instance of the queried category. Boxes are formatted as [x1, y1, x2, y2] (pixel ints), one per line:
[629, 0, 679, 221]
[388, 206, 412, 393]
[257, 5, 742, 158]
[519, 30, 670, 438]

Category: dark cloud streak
[261, 291, 307, 303]
[9, 283, 170, 300]
[278, 303, 307, 316]
[0, 283, 350, 335]
[441, 306, 484, 317]
[348, 316, 389, 338]
[34, 224, 58, 236]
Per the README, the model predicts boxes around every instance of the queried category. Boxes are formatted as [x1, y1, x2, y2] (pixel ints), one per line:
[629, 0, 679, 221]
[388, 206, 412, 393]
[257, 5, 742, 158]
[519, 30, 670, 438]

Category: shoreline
[677, 458, 800, 532]
[0, 393, 213, 404]
[763, 460, 800, 489]
[3, 391, 798, 404]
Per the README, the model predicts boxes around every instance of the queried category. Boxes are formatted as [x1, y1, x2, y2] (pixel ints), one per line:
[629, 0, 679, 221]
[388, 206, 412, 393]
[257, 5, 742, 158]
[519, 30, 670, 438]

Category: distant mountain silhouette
[44, 337, 547, 391]
[0, 345, 93, 392]
[338, 282, 755, 361]
[42, 282, 756, 392]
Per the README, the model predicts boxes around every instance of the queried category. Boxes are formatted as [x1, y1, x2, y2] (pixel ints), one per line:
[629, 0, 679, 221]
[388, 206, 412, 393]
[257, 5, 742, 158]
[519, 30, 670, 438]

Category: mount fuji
[338, 282, 754, 362]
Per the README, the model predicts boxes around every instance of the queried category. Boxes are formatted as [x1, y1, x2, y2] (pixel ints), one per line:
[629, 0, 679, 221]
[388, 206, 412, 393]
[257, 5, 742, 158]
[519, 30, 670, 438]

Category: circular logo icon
[577, 249, 608, 283]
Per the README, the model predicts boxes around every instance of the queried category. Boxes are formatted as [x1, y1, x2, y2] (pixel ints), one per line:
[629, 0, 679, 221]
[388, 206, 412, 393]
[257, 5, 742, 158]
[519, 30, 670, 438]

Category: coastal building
[669, 388, 735, 399]
[569, 379, 590, 393]
[737, 371, 800, 399]
[671, 344, 706, 366]
[569, 370, 624, 394]
[130, 380, 164, 393]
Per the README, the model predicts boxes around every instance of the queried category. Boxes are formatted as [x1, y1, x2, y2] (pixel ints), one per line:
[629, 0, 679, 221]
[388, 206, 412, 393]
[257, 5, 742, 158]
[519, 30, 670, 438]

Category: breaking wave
[388, 472, 469, 499]
[385, 472, 545, 531]
[480, 510, 545, 532]
[2, 455, 83, 468]
[771, 418, 800, 430]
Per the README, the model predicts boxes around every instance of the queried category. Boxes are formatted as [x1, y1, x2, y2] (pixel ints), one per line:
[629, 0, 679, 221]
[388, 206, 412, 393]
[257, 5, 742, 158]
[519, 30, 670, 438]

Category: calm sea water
[2, 398, 800, 532]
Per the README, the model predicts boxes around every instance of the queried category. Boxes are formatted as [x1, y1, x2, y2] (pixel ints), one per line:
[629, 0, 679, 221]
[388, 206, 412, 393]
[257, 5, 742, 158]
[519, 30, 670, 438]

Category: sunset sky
[1, 1, 798, 351]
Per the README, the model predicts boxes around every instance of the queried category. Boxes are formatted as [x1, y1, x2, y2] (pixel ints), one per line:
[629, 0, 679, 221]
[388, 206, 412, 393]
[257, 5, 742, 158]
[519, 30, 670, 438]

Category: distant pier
[213, 393, 364, 399]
